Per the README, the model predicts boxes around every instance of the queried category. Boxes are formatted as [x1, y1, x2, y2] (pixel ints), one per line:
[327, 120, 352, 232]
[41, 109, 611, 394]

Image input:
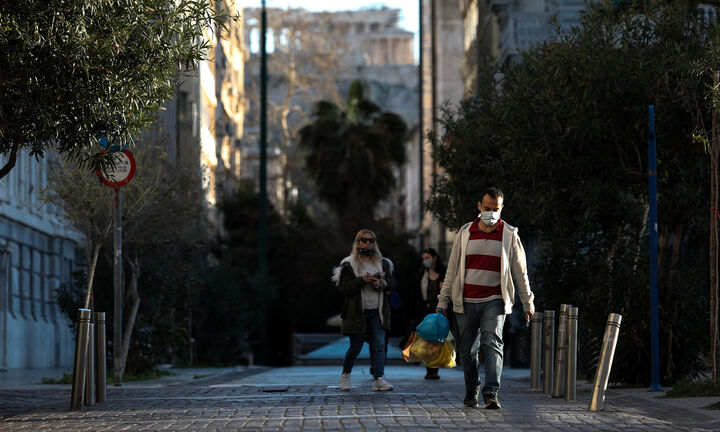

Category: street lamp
[257, 0, 269, 365]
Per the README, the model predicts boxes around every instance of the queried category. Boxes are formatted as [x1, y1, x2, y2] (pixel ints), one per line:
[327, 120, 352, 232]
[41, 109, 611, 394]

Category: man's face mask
[480, 210, 501, 226]
[478, 195, 504, 226]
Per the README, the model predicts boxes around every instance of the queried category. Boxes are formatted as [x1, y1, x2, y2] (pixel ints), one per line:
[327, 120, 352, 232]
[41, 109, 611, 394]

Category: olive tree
[430, 0, 713, 384]
[0, 0, 228, 179]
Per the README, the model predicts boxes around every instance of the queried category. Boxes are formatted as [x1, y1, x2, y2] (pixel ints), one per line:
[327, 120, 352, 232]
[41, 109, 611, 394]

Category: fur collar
[331, 255, 394, 286]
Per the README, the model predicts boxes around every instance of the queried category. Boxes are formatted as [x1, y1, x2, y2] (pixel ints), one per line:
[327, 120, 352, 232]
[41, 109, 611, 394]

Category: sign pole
[113, 187, 123, 386]
[648, 105, 662, 392]
[257, 0, 269, 365]
[95, 147, 134, 386]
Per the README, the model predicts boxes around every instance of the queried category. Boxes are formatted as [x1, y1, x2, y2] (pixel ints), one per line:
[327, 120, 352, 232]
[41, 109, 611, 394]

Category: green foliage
[41, 371, 73, 384]
[55, 270, 86, 337]
[191, 257, 259, 365]
[41, 368, 173, 384]
[49, 136, 209, 375]
[298, 80, 408, 234]
[55, 240, 208, 374]
[124, 243, 207, 374]
[209, 179, 421, 364]
[430, 0, 712, 384]
[707, 400, 720, 409]
[664, 377, 720, 397]
[191, 178, 344, 366]
[0, 0, 228, 176]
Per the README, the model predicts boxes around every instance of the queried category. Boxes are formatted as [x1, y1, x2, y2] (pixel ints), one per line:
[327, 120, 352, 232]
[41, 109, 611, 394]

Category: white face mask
[479, 210, 501, 226]
[422, 258, 433, 269]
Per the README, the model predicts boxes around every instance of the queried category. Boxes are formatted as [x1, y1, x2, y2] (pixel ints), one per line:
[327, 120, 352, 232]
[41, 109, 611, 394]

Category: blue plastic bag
[416, 313, 450, 343]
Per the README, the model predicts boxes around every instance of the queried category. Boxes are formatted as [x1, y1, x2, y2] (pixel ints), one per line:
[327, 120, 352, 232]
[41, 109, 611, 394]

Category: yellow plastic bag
[401, 332, 421, 363]
[410, 333, 456, 368]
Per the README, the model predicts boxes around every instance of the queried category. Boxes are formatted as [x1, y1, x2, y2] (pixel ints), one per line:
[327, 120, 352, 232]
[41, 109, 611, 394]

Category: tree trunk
[0, 141, 20, 180]
[633, 202, 650, 272]
[711, 71, 720, 385]
[279, 60, 296, 220]
[119, 253, 141, 381]
[83, 242, 102, 309]
[667, 224, 683, 285]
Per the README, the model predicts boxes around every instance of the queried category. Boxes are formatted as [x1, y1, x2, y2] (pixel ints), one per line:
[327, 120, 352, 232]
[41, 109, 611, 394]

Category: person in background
[333, 229, 396, 391]
[415, 248, 446, 380]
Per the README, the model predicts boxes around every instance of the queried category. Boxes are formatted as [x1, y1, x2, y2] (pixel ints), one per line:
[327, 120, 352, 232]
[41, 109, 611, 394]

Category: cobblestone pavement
[1, 365, 719, 431]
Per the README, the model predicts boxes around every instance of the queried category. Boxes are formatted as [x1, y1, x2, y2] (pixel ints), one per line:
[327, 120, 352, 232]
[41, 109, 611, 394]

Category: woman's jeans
[343, 309, 386, 379]
[456, 299, 506, 396]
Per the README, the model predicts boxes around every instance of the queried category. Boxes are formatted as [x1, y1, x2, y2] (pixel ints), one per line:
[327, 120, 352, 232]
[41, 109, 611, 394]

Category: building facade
[158, 1, 247, 237]
[414, 1, 585, 254]
[242, 6, 417, 224]
[0, 152, 80, 370]
[416, 0, 466, 256]
[462, 0, 584, 93]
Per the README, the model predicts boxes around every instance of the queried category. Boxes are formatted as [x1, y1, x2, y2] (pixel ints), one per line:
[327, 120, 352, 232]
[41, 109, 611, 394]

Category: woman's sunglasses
[358, 238, 376, 244]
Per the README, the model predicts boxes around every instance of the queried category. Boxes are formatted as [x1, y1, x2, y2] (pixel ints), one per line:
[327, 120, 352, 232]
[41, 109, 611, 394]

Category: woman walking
[332, 229, 396, 391]
[416, 248, 446, 380]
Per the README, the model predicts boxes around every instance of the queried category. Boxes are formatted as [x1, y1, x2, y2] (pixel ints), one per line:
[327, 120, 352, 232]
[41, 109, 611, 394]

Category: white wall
[0, 151, 80, 369]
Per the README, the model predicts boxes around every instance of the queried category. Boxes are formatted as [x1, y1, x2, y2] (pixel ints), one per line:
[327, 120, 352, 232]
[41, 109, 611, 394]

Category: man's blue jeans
[456, 299, 506, 396]
[343, 309, 386, 378]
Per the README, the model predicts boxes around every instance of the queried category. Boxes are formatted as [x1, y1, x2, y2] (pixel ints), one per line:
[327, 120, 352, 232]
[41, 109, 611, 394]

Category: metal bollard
[95, 312, 107, 403]
[84, 321, 95, 406]
[552, 304, 570, 398]
[589, 313, 622, 411]
[530, 312, 543, 389]
[70, 308, 91, 411]
[565, 306, 579, 401]
[542, 310, 555, 394]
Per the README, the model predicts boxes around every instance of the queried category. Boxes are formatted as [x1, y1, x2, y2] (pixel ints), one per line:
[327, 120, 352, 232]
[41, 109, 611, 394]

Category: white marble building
[0, 152, 80, 370]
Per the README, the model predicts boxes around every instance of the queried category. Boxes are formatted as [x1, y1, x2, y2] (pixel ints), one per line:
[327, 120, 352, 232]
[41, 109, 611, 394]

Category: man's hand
[435, 307, 446, 316]
[525, 311, 534, 324]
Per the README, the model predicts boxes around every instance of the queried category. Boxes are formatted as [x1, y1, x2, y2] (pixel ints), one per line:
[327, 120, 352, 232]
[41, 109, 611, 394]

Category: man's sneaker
[463, 389, 479, 407]
[339, 373, 351, 391]
[483, 393, 502, 409]
[373, 376, 394, 391]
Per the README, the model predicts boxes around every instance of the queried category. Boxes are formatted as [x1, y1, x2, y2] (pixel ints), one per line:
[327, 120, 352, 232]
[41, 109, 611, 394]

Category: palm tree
[298, 80, 407, 233]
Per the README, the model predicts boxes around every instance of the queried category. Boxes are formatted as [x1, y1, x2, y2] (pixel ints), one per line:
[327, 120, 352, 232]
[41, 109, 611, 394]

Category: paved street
[1, 363, 719, 431]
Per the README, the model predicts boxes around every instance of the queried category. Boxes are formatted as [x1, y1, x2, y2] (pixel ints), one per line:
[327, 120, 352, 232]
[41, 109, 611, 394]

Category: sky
[245, 0, 420, 61]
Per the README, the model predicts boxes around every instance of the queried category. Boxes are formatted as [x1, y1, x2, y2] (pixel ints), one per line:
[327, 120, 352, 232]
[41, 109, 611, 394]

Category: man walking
[437, 187, 535, 409]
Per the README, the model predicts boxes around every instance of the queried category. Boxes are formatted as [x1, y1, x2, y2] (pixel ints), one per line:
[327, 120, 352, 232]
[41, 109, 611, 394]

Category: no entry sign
[96, 149, 136, 187]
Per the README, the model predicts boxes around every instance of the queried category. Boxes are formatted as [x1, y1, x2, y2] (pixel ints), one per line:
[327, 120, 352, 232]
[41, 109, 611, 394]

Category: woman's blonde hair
[352, 229, 383, 266]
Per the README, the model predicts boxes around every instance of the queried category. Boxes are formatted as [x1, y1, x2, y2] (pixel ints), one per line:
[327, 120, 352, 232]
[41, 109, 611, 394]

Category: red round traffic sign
[96, 149, 136, 187]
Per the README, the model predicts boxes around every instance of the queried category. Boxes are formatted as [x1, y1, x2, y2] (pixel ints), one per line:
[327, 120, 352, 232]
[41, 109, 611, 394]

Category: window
[0, 248, 8, 315]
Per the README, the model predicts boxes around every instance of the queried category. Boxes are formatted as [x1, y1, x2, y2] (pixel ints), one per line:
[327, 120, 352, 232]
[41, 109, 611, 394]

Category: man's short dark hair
[480, 187, 503, 202]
